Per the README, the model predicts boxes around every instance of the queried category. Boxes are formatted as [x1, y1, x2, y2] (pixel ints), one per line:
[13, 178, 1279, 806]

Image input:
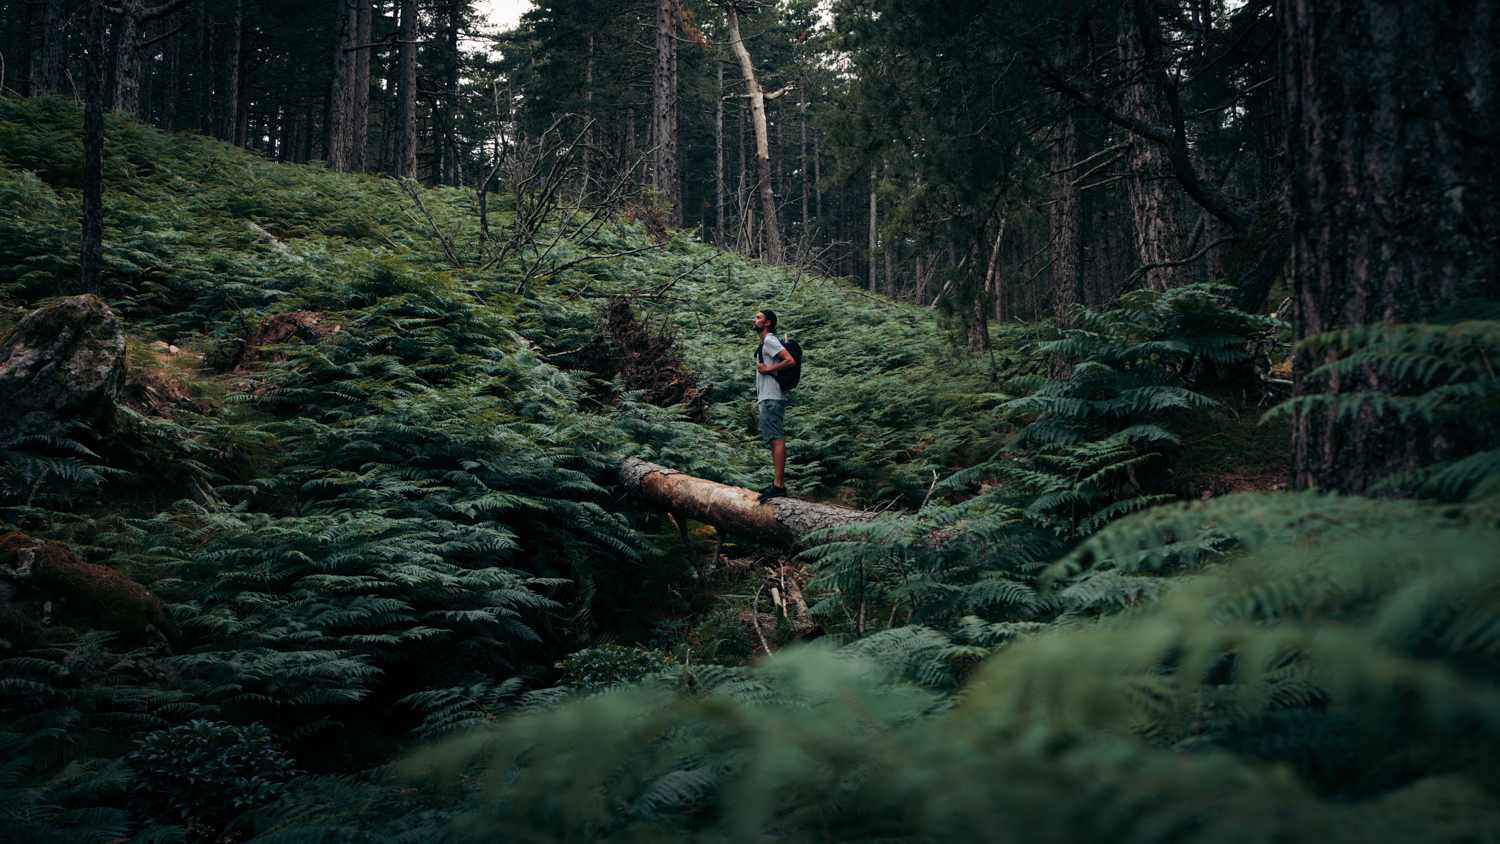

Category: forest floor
[19, 100, 1498, 844]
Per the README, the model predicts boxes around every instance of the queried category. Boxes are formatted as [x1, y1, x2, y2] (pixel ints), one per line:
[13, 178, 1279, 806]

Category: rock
[0, 532, 179, 653]
[0, 295, 126, 442]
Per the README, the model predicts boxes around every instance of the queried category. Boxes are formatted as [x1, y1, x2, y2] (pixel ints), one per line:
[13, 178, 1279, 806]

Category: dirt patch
[1166, 402, 1293, 499]
[122, 342, 213, 419]
[206, 311, 342, 375]
[601, 298, 714, 422]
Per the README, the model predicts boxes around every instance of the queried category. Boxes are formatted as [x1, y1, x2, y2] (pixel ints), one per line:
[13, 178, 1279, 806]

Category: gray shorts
[759, 399, 785, 445]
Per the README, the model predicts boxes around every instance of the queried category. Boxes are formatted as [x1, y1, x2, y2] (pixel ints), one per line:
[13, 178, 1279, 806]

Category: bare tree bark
[326, 0, 359, 171]
[192, 0, 210, 135]
[391, 0, 419, 179]
[37, 0, 66, 94]
[653, 0, 680, 224]
[217, 0, 241, 143]
[350, 0, 372, 172]
[738, 93, 751, 251]
[581, 35, 595, 200]
[1049, 18, 1083, 327]
[724, 4, 783, 263]
[1116, 1, 1180, 291]
[799, 79, 808, 241]
[619, 459, 875, 551]
[715, 63, 726, 246]
[112, 0, 145, 114]
[1284, 0, 1500, 495]
[1050, 111, 1082, 325]
[868, 165, 877, 292]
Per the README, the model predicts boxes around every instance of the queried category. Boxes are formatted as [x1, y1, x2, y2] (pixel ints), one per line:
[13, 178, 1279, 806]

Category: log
[617, 459, 877, 550]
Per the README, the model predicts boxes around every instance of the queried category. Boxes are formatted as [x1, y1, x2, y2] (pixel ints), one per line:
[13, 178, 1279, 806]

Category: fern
[1269, 320, 1500, 500]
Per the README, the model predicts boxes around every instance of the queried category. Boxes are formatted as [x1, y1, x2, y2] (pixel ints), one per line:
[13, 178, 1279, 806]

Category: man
[752, 309, 794, 502]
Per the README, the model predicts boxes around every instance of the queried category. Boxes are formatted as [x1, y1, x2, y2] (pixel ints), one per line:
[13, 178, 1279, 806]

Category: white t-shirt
[755, 333, 787, 402]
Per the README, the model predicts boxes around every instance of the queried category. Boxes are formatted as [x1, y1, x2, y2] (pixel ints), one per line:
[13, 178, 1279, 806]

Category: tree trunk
[725, 6, 782, 264]
[800, 80, 808, 243]
[192, 0, 210, 134]
[159, 23, 178, 131]
[868, 166, 877, 292]
[1050, 110, 1082, 326]
[81, 0, 106, 296]
[391, 0, 419, 179]
[326, 0, 358, 171]
[37, 0, 65, 94]
[652, 0, 680, 225]
[112, 0, 144, 114]
[814, 133, 822, 237]
[1283, 0, 1500, 495]
[1116, 2, 1180, 291]
[618, 459, 875, 551]
[1049, 19, 1084, 326]
[738, 94, 751, 252]
[18, 0, 35, 97]
[441, 0, 459, 185]
[217, 0, 242, 143]
[581, 35, 594, 201]
[350, 0, 372, 172]
[715, 63, 725, 246]
[1188, 0, 1229, 283]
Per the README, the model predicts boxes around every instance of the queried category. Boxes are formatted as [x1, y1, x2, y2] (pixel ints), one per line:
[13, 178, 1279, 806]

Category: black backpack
[758, 335, 804, 391]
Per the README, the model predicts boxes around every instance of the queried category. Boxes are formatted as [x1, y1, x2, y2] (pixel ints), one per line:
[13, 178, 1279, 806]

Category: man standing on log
[753, 309, 795, 502]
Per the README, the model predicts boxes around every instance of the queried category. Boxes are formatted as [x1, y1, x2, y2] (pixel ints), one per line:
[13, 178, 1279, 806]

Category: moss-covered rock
[0, 294, 126, 440]
[0, 531, 178, 653]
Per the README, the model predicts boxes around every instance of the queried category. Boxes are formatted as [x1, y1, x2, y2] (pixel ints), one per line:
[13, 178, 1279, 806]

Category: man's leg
[770, 438, 785, 488]
[758, 400, 788, 500]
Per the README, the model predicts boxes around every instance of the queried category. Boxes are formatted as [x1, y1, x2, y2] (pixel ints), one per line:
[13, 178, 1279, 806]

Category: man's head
[754, 309, 778, 333]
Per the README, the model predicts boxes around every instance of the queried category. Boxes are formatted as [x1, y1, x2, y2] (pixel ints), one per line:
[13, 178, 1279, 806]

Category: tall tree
[1114, 0, 1181, 291]
[390, 0, 418, 178]
[350, 0, 372, 172]
[326, 0, 361, 172]
[1283, 0, 1500, 494]
[112, 0, 195, 119]
[216, 0, 242, 142]
[720, 0, 786, 264]
[653, 0, 680, 224]
[81, 0, 106, 296]
[36, 0, 66, 94]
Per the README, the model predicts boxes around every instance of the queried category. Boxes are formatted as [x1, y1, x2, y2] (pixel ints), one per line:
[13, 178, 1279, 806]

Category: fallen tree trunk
[618, 459, 877, 551]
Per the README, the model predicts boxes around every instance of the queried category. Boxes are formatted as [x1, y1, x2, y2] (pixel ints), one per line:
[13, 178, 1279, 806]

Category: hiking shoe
[758, 484, 787, 503]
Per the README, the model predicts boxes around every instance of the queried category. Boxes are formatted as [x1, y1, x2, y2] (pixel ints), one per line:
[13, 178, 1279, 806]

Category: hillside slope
[4, 100, 1500, 844]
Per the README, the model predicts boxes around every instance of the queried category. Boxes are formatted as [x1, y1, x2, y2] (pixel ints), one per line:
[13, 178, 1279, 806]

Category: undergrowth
[1, 98, 1498, 843]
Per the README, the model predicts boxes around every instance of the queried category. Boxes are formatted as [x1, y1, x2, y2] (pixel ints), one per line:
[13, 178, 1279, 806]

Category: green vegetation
[2, 99, 1499, 843]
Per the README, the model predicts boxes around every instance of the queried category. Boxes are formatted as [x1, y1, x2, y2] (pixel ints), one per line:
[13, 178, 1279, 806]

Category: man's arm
[757, 348, 793, 374]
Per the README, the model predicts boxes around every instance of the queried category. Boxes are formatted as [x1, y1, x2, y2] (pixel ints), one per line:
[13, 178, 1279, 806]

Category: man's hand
[757, 349, 793, 374]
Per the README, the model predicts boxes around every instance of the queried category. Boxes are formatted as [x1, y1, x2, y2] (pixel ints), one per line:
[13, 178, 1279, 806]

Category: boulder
[0, 532, 178, 653]
[0, 294, 126, 442]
